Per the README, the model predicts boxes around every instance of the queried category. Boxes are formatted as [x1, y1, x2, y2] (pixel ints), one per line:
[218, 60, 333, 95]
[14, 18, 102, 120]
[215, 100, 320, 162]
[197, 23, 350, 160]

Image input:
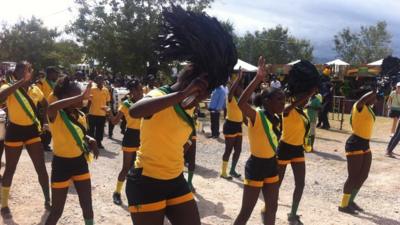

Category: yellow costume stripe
[346, 150, 364, 156]
[244, 179, 263, 187]
[291, 157, 305, 163]
[224, 133, 242, 138]
[129, 201, 166, 213]
[264, 175, 279, 184]
[52, 180, 71, 189]
[5, 141, 24, 147]
[166, 193, 194, 206]
[72, 173, 91, 181]
[25, 137, 41, 145]
[122, 147, 139, 153]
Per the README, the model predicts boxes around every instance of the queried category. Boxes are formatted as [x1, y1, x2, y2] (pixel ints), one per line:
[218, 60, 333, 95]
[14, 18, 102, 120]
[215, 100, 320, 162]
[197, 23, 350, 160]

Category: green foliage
[235, 25, 313, 65]
[333, 21, 392, 64]
[69, 0, 213, 75]
[0, 17, 83, 71]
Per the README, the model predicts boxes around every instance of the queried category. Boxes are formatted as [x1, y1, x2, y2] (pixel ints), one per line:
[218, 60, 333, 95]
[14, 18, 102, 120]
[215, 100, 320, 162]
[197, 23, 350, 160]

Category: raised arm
[47, 82, 92, 122]
[238, 56, 266, 124]
[0, 65, 32, 102]
[129, 78, 207, 118]
[283, 88, 317, 117]
[356, 90, 377, 111]
[228, 68, 244, 102]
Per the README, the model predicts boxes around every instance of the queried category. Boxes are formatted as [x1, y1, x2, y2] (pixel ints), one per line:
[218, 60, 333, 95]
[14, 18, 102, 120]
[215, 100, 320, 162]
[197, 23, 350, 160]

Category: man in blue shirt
[208, 85, 226, 138]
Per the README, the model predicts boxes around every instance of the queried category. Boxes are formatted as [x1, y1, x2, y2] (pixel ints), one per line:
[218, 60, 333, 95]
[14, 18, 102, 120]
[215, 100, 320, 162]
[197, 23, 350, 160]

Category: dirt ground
[1, 114, 400, 225]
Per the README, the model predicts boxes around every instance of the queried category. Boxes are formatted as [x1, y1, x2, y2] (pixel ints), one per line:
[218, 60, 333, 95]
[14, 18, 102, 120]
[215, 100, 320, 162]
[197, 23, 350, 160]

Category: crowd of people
[0, 6, 396, 225]
[0, 55, 391, 225]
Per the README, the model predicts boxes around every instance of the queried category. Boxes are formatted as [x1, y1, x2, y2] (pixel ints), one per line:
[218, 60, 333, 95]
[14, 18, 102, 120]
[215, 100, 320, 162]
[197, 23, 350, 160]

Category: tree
[69, 0, 214, 75]
[0, 17, 84, 70]
[0, 17, 59, 70]
[333, 21, 392, 64]
[236, 25, 314, 65]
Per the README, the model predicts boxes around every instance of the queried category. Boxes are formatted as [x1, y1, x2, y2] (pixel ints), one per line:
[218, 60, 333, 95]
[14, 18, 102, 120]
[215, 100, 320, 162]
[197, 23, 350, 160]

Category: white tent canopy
[326, 59, 349, 66]
[234, 59, 258, 72]
[367, 59, 383, 66]
[287, 59, 301, 66]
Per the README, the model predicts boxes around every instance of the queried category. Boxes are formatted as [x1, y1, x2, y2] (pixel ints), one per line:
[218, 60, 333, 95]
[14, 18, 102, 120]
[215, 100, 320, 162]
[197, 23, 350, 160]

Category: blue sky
[1, 0, 399, 62]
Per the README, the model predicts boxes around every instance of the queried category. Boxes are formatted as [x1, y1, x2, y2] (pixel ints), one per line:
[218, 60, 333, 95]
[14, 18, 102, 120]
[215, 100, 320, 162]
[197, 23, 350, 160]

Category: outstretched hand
[256, 56, 266, 80]
[22, 63, 33, 83]
[82, 81, 92, 100]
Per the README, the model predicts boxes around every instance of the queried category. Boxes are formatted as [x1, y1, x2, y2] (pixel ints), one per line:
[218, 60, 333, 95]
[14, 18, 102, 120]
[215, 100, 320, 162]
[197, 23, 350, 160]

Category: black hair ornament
[285, 60, 320, 96]
[157, 5, 238, 91]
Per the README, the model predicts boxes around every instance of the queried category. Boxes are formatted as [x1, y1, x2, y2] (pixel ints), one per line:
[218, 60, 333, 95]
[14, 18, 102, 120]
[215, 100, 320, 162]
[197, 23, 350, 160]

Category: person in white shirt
[270, 76, 281, 89]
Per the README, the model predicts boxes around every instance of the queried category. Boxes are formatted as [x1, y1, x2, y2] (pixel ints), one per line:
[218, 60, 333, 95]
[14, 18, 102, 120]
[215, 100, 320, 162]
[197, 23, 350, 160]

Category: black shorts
[122, 128, 140, 152]
[51, 154, 90, 189]
[223, 120, 242, 138]
[5, 122, 41, 147]
[389, 109, 400, 118]
[277, 141, 305, 165]
[126, 169, 193, 213]
[345, 134, 371, 156]
[244, 155, 279, 187]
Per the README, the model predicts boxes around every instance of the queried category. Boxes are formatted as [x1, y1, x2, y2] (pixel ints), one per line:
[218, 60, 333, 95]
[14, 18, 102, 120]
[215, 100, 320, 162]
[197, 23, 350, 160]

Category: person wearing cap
[387, 83, 400, 136]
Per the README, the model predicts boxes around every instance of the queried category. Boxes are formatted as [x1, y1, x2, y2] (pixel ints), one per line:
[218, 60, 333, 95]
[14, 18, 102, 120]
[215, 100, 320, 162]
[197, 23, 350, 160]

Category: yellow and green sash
[6, 76, 42, 131]
[257, 108, 278, 152]
[158, 86, 196, 138]
[59, 110, 92, 162]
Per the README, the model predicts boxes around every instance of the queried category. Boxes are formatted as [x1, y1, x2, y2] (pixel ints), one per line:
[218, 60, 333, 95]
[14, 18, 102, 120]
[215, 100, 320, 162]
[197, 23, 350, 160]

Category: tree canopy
[69, 0, 214, 75]
[235, 25, 314, 65]
[0, 17, 84, 71]
[333, 21, 392, 64]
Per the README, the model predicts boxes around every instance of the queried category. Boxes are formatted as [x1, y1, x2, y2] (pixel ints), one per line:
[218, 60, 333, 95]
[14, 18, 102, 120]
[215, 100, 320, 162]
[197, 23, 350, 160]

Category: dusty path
[1, 115, 400, 225]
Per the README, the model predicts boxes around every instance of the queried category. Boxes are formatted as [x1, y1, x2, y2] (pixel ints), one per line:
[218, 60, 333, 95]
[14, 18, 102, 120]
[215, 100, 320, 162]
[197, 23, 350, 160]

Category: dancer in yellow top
[110, 79, 143, 205]
[339, 89, 376, 215]
[234, 57, 285, 225]
[220, 72, 245, 179]
[0, 62, 50, 218]
[45, 76, 99, 225]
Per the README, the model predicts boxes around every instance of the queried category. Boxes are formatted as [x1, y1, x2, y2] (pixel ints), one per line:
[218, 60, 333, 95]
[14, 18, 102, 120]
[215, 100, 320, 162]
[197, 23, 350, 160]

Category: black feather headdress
[157, 6, 238, 90]
[285, 60, 320, 96]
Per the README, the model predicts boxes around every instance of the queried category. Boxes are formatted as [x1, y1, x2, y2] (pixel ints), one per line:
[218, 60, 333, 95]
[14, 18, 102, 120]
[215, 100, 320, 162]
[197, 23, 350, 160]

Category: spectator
[387, 83, 400, 136]
[208, 85, 226, 138]
[270, 76, 281, 89]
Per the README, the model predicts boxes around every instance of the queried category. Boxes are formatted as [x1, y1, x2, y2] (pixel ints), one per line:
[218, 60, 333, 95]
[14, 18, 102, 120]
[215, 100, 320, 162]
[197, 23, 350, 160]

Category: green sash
[59, 110, 91, 161]
[158, 86, 196, 135]
[257, 108, 278, 152]
[123, 99, 133, 109]
[14, 88, 42, 131]
[6, 76, 41, 131]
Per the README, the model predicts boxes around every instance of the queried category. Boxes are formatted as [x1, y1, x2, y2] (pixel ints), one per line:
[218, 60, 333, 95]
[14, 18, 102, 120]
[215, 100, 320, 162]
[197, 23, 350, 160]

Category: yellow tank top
[350, 103, 375, 140]
[119, 100, 141, 130]
[1, 84, 44, 126]
[135, 89, 192, 180]
[38, 78, 54, 100]
[248, 109, 278, 158]
[226, 97, 243, 122]
[281, 108, 308, 146]
[50, 111, 87, 158]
